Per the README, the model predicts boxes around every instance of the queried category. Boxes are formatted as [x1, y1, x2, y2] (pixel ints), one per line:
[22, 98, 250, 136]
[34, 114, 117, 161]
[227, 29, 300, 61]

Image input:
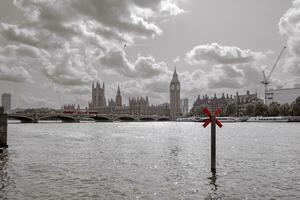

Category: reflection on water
[0, 122, 299, 199]
[206, 170, 223, 200]
[0, 152, 16, 199]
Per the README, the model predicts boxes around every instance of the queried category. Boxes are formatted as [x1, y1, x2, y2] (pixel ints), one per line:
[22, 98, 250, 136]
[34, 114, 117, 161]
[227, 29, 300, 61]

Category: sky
[0, 0, 299, 109]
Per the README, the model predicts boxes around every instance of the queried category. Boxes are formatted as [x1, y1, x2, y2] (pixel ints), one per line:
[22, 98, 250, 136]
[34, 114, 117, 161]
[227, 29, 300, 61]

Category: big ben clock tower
[170, 68, 181, 119]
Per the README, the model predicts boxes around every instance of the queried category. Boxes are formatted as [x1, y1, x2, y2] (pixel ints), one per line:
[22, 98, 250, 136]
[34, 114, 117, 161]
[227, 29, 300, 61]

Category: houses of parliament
[88, 69, 181, 119]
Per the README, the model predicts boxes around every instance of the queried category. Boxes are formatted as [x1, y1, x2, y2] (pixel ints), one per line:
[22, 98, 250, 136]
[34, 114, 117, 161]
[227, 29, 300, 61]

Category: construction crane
[261, 46, 286, 104]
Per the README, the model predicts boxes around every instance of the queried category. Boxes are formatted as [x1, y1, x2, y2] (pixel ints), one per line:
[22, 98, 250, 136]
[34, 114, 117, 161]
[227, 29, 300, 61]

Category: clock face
[177, 84, 180, 91]
[171, 84, 175, 90]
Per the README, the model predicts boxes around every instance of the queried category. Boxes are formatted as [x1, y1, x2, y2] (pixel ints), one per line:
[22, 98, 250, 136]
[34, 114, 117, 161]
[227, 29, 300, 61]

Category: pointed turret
[171, 67, 179, 83]
[115, 84, 122, 106]
[117, 85, 120, 95]
[170, 67, 181, 119]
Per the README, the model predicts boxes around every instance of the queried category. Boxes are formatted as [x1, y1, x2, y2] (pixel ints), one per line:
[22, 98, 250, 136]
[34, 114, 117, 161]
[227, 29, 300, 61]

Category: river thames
[0, 122, 299, 199]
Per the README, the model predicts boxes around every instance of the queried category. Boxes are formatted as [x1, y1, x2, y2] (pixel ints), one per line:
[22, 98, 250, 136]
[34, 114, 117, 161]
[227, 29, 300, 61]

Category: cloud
[206, 65, 247, 89]
[0, 23, 39, 47]
[0, 44, 41, 58]
[143, 79, 169, 93]
[173, 56, 180, 63]
[185, 43, 266, 65]
[134, 54, 168, 78]
[100, 49, 169, 79]
[185, 43, 266, 90]
[0, 0, 184, 89]
[100, 48, 134, 77]
[118, 79, 169, 104]
[0, 63, 32, 82]
[64, 85, 91, 95]
[0, 43, 38, 83]
[41, 44, 97, 86]
[279, 0, 300, 75]
[18, 95, 49, 108]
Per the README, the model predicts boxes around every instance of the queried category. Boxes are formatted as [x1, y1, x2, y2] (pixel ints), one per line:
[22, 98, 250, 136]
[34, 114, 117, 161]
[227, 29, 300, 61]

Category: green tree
[225, 103, 236, 116]
[291, 96, 300, 116]
[191, 104, 209, 116]
[268, 102, 280, 116]
[255, 101, 268, 116]
[245, 103, 255, 116]
[279, 103, 290, 116]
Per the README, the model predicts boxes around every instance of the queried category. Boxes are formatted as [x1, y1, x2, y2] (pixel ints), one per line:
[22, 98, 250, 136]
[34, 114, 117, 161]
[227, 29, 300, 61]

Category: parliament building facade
[88, 69, 180, 118]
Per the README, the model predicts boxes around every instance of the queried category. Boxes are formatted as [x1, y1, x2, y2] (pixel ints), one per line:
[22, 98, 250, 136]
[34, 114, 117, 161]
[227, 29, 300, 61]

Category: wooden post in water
[202, 108, 222, 172]
[211, 115, 216, 172]
[0, 107, 8, 148]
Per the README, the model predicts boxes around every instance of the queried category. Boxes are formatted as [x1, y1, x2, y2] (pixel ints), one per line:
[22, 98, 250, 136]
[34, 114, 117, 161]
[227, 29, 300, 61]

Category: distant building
[266, 85, 300, 105]
[1, 93, 11, 112]
[170, 69, 181, 119]
[180, 98, 189, 116]
[62, 104, 76, 110]
[89, 81, 106, 109]
[115, 85, 122, 107]
[236, 91, 259, 105]
[191, 93, 235, 115]
[191, 91, 261, 116]
[87, 69, 182, 118]
[90, 85, 170, 116]
[236, 91, 262, 115]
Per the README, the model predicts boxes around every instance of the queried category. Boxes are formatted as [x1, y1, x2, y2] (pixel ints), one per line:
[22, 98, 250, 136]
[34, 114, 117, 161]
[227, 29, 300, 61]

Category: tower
[90, 81, 106, 109]
[170, 68, 181, 119]
[1, 93, 11, 112]
[115, 85, 122, 107]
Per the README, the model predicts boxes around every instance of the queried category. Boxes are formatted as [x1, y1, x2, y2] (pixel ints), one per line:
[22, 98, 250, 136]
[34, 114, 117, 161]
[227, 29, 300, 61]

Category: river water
[0, 122, 299, 199]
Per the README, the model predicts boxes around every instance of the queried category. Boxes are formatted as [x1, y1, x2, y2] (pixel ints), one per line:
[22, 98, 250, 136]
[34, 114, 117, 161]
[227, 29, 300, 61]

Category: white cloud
[184, 43, 266, 90]
[0, 0, 184, 89]
[0, 23, 39, 47]
[118, 79, 170, 105]
[134, 54, 168, 78]
[100, 49, 169, 79]
[41, 44, 97, 86]
[0, 44, 41, 58]
[0, 63, 32, 82]
[185, 43, 266, 65]
[18, 95, 50, 108]
[173, 56, 180, 63]
[279, 0, 300, 75]
[100, 48, 135, 77]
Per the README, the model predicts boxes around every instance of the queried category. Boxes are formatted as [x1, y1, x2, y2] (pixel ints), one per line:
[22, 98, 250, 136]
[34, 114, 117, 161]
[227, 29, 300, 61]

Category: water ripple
[0, 122, 299, 199]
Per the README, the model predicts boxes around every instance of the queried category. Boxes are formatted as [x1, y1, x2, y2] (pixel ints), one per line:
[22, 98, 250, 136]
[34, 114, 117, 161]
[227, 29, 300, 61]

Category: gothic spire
[117, 85, 120, 95]
[171, 67, 179, 82]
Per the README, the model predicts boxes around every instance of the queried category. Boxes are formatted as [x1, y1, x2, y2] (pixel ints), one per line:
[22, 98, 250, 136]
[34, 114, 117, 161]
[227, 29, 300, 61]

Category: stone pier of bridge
[0, 107, 8, 148]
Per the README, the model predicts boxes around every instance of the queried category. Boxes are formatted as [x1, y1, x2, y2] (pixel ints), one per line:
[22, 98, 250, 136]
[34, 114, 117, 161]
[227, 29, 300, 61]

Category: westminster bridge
[8, 113, 171, 123]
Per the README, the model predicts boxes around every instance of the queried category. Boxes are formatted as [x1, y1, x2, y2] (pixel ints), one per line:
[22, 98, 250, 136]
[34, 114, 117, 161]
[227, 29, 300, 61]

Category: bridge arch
[91, 116, 112, 122]
[38, 115, 60, 121]
[140, 117, 155, 121]
[39, 115, 78, 123]
[8, 115, 35, 123]
[118, 116, 136, 122]
[157, 117, 170, 121]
